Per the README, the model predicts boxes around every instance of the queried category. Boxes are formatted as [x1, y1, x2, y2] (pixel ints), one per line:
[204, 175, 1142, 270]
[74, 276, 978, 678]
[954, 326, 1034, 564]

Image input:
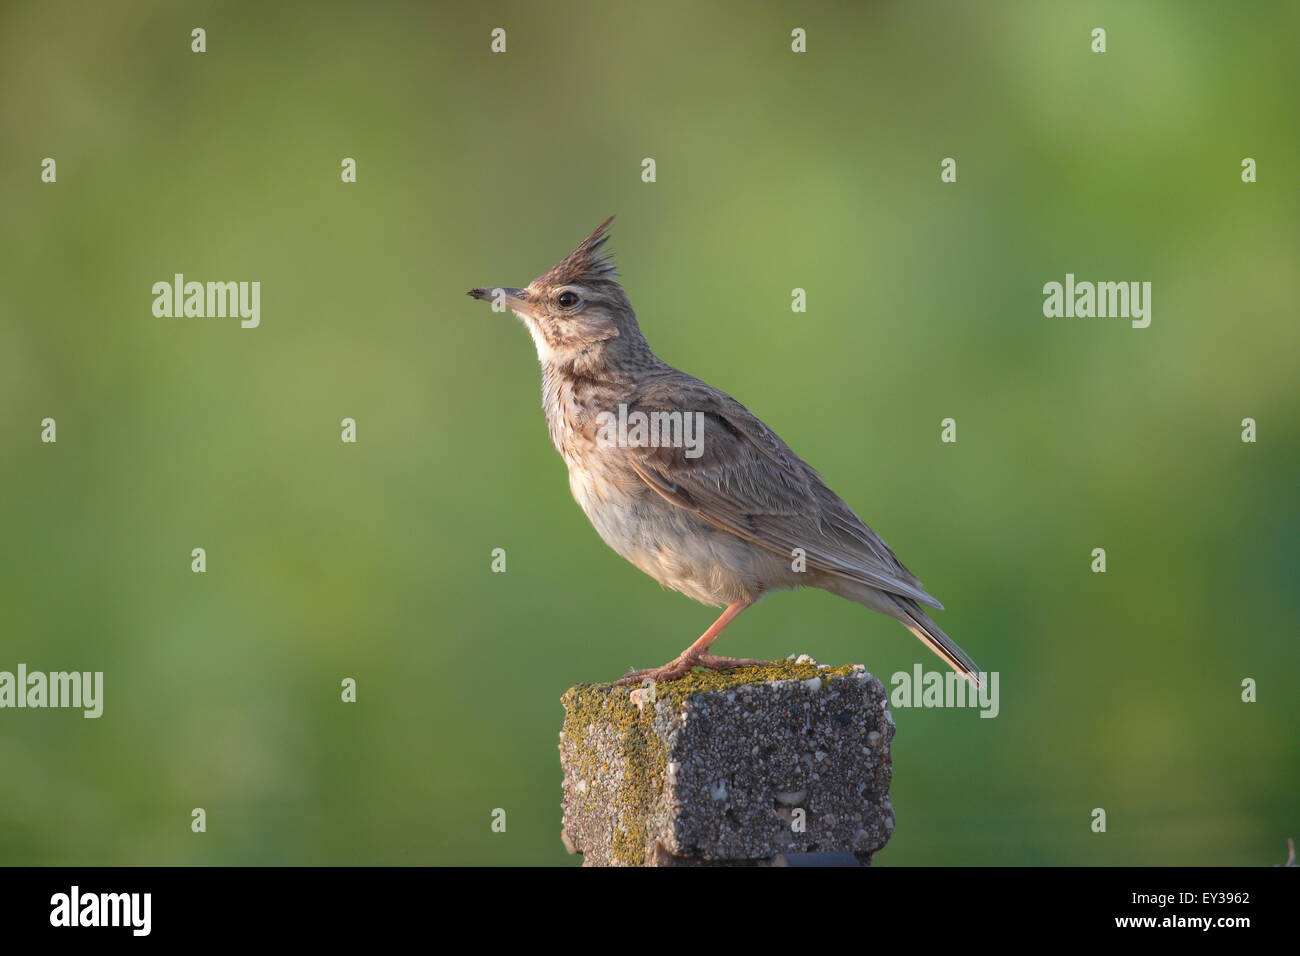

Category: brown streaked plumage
[468, 217, 983, 688]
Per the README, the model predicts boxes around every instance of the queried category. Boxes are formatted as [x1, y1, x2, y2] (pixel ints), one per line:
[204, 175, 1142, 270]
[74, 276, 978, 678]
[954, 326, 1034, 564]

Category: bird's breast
[538, 368, 771, 606]
[564, 447, 774, 608]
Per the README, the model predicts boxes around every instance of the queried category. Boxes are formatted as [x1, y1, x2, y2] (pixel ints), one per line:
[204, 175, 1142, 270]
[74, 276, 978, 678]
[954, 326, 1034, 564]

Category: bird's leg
[616, 600, 767, 685]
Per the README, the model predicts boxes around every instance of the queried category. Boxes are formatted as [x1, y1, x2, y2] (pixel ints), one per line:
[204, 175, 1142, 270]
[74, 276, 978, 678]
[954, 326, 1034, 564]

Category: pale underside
[543, 358, 943, 614]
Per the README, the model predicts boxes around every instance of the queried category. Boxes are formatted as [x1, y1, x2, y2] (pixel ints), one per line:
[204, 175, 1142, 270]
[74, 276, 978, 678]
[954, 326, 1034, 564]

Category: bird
[468, 217, 982, 689]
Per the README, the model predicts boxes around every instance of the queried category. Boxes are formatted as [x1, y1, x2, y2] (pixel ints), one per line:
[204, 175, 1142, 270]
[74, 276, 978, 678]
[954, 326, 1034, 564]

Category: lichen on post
[559, 657, 895, 866]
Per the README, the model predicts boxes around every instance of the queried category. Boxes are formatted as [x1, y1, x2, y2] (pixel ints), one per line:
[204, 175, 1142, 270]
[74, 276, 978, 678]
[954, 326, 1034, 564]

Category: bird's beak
[467, 286, 532, 315]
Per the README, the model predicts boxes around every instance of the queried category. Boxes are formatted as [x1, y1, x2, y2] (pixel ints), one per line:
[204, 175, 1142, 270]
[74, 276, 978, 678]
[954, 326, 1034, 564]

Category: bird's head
[468, 216, 648, 370]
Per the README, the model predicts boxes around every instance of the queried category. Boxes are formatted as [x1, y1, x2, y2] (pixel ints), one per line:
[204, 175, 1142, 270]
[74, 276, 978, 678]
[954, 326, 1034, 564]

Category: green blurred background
[2, 0, 1296, 865]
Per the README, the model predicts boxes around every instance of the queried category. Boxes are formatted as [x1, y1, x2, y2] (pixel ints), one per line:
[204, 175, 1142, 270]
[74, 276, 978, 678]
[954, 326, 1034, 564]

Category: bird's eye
[557, 291, 579, 309]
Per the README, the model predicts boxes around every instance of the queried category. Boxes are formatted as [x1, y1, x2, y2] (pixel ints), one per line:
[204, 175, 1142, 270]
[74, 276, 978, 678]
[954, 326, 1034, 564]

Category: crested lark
[469, 218, 982, 689]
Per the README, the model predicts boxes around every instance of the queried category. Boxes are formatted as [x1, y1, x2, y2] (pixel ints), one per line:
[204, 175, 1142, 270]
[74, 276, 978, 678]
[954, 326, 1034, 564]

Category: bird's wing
[619, 376, 942, 609]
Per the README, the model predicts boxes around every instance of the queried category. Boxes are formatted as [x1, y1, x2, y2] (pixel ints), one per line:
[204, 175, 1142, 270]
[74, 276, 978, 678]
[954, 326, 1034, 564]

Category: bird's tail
[822, 576, 984, 690]
[894, 601, 984, 691]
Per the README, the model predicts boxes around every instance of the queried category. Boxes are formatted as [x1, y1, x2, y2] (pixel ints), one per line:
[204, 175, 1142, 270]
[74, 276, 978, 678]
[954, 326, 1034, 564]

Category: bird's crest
[539, 216, 618, 287]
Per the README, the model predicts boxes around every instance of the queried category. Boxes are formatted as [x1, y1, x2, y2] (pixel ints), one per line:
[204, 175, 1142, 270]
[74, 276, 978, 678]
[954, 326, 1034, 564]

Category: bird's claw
[614, 653, 771, 686]
[694, 653, 768, 671]
[614, 659, 692, 686]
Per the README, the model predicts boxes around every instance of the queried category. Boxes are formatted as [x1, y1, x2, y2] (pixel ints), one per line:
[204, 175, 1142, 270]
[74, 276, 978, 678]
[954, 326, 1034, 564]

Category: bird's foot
[694, 653, 769, 671]
[614, 657, 694, 686]
[614, 653, 769, 686]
